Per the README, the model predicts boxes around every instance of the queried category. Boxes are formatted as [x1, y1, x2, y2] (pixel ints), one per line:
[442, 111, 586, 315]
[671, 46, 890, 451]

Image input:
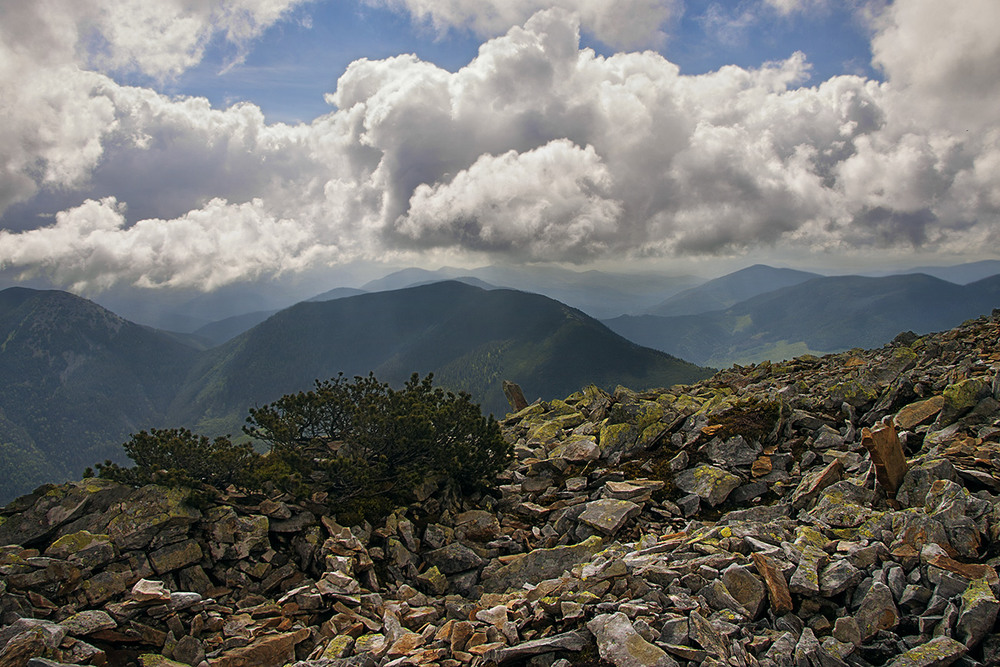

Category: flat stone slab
[674, 465, 741, 506]
[481, 536, 603, 593]
[587, 612, 677, 667]
[894, 396, 945, 430]
[578, 499, 641, 535]
[886, 636, 968, 667]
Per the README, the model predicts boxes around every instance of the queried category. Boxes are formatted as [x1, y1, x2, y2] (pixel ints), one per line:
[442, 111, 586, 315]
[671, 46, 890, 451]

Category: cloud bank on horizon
[0, 0, 998, 291]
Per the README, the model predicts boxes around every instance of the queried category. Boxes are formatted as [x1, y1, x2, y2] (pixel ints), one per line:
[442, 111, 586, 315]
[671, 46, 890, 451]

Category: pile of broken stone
[2, 311, 1000, 667]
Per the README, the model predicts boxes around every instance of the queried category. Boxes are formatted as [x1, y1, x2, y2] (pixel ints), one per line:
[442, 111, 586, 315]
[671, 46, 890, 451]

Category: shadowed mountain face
[605, 273, 1000, 367]
[643, 264, 821, 317]
[361, 265, 702, 319]
[0, 288, 201, 500]
[169, 281, 710, 433]
[0, 283, 710, 502]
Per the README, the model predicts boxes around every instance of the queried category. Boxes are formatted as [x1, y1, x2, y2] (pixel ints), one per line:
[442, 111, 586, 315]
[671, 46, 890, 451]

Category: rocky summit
[3, 313, 1000, 667]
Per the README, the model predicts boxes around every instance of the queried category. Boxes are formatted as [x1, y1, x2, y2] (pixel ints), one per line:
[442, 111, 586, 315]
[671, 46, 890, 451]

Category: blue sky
[165, 1, 880, 124]
[0, 0, 998, 293]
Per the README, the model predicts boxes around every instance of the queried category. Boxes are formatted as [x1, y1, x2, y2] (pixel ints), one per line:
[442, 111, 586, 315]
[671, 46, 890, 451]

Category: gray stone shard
[955, 577, 1000, 650]
[587, 612, 679, 667]
[577, 499, 642, 536]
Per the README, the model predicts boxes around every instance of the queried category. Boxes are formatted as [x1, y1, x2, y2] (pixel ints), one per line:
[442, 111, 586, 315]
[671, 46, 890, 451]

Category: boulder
[587, 612, 678, 667]
[673, 466, 741, 507]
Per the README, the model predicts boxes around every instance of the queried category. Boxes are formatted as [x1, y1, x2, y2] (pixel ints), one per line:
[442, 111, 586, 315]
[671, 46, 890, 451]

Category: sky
[0, 0, 998, 294]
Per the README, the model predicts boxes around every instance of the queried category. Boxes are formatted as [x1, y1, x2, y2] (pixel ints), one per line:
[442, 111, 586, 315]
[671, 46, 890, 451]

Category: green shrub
[244, 373, 511, 508]
[92, 373, 511, 521]
[96, 428, 258, 490]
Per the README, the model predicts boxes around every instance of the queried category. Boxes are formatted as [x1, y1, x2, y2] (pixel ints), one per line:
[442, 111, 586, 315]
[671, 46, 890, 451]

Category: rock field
[2, 312, 1000, 667]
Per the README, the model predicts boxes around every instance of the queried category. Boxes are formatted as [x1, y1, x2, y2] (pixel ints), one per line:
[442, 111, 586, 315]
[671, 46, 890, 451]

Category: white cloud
[1, 1, 999, 292]
[369, 0, 679, 50]
[0, 196, 339, 292]
[763, 0, 829, 17]
[871, 0, 1000, 131]
[399, 140, 622, 260]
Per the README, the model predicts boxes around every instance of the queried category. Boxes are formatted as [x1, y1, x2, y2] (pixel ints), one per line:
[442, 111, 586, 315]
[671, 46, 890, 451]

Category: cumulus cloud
[0, 0, 309, 80]
[871, 0, 1000, 131]
[0, 196, 339, 292]
[1, 0, 999, 292]
[399, 140, 623, 259]
[369, 0, 679, 50]
[0, 0, 310, 215]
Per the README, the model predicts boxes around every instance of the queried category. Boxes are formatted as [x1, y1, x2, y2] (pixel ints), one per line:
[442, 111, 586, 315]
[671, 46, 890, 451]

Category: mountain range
[3, 261, 999, 503]
[0, 282, 707, 502]
[0, 287, 200, 499]
[605, 272, 1000, 367]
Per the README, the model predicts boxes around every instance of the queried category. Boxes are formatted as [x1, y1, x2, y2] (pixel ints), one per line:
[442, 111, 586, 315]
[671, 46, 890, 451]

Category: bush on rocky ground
[92, 428, 258, 493]
[94, 373, 511, 521]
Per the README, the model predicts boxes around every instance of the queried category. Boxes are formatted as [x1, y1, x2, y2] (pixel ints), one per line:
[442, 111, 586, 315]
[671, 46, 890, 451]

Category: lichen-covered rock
[588, 612, 679, 667]
[674, 465, 741, 507]
[58, 610, 116, 636]
[0, 479, 126, 547]
[940, 377, 991, 425]
[886, 636, 968, 667]
[956, 577, 1000, 649]
[482, 536, 603, 593]
[577, 499, 641, 536]
[44, 530, 116, 568]
[205, 507, 269, 560]
[102, 485, 201, 551]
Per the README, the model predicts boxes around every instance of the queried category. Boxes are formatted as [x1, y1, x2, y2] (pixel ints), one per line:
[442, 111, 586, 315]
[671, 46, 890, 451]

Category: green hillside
[0, 288, 201, 500]
[170, 282, 710, 434]
[606, 273, 1000, 367]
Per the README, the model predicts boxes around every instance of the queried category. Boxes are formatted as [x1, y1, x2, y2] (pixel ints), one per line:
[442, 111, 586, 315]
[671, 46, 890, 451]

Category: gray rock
[483, 631, 587, 664]
[577, 499, 641, 536]
[422, 542, 483, 574]
[674, 465, 741, 506]
[0, 619, 67, 653]
[688, 610, 729, 660]
[956, 577, 1000, 650]
[173, 635, 206, 665]
[763, 631, 798, 667]
[720, 564, 767, 619]
[676, 494, 701, 517]
[727, 480, 768, 505]
[897, 459, 958, 509]
[699, 580, 746, 616]
[706, 435, 761, 467]
[482, 536, 603, 593]
[885, 636, 968, 667]
[658, 615, 689, 646]
[587, 612, 679, 667]
[856, 582, 899, 641]
[820, 559, 864, 596]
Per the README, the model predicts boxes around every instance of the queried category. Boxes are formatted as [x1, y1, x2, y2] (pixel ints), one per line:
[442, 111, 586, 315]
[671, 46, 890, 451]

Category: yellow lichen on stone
[624, 632, 667, 663]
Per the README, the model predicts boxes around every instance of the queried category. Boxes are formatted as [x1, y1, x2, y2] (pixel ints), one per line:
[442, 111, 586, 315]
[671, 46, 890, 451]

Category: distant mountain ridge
[0, 283, 709, 502]
[605, 272, 1000, 367]
[361, 265, 702, 319]
[644, 264, 820, 317]
[169, 281, 709, 435]
[0, 288, 200, 500]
